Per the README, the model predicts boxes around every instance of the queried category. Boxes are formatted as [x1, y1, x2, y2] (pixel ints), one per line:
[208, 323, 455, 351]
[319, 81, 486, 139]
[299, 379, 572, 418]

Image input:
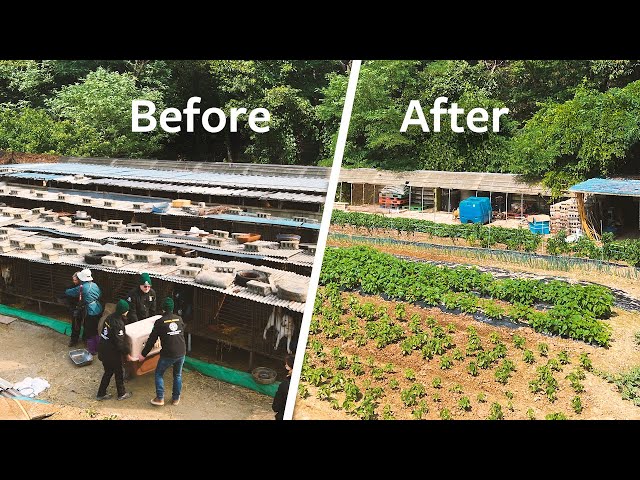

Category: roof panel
[569, 178, 640, 197]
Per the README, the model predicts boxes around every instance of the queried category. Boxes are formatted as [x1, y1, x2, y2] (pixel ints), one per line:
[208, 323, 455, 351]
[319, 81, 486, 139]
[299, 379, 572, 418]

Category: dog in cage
[263, 306, 295, 354]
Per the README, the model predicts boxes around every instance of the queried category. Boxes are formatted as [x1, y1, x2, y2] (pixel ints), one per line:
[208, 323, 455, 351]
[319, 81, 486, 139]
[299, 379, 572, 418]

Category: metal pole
[409, 186, 412, 211]
[505, 192, 508, 217]
[521, 194, 523, 219]
[421, 187, 424, 211]
[448, 188, 451, 213]
[350, 183, 353, 205]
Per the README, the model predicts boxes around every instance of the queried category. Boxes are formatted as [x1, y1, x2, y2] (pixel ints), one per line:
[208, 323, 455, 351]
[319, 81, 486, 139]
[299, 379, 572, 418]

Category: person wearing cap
[125, 272, 157, 325]
[272, 354, 294, 420]
[60, 271, 82, 347]
[96, 299, 134, 401]
[137, 297, 186, 407]
[65, 268, 103, 354]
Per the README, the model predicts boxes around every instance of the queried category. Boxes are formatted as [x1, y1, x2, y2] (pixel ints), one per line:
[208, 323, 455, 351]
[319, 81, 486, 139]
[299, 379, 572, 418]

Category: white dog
[263, 306, 295, 354]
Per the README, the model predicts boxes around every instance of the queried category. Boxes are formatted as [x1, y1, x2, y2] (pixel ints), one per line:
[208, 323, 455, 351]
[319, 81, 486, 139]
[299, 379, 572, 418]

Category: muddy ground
[0, 319, 274, 420]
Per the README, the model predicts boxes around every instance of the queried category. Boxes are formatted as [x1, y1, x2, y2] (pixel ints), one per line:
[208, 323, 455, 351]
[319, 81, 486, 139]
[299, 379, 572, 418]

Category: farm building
[0, 157, 326, 370]
[568, 178, 640, 240]
[337, 168, 557, 218]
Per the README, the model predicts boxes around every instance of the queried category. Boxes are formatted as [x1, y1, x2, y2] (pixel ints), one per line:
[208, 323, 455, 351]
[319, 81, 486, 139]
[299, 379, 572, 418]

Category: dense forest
[0, 60, 349, 165]
[320, 60, 640, 194]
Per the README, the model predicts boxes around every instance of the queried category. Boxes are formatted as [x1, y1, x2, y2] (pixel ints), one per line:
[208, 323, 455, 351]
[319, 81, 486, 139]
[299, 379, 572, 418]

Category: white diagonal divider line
[283, 60, 362, 420]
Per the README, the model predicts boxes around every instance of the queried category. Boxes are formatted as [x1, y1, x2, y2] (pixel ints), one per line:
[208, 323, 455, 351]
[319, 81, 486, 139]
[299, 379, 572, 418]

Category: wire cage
[190, 287, 301, 362]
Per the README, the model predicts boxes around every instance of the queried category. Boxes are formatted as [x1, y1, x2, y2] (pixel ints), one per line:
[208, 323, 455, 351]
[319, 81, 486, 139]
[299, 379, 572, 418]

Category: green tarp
[0, 304, 279, 397]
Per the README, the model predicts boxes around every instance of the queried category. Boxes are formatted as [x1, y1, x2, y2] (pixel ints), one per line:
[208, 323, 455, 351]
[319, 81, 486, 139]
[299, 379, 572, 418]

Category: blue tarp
[569, 178, 640, 197]
[207, 213, 321, 230]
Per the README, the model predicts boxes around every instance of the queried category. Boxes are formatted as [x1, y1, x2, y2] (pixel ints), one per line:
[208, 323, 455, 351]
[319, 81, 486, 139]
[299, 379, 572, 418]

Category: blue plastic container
[459, 197, 492, 224]
[528, 216, 550, 235]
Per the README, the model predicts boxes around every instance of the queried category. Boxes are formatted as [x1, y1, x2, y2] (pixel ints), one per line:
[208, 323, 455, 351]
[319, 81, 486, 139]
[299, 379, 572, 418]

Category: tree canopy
[0, 60, 349, 164]
[323, 60, 640, 192]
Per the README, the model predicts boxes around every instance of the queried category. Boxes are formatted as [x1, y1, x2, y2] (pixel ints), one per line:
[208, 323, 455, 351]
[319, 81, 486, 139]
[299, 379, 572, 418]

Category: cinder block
[246, 280, 271, 296]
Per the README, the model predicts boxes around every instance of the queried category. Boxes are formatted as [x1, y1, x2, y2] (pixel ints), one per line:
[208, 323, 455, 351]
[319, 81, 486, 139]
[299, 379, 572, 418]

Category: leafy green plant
[488, 403, 504, 420]
[512, 334, 526, 349]
[477, 393, 487, 403]
[458, 396, 472, 411]
[401, 383, 426, 407]
[389, 378, 400, 390]
[526, 408, 536, 420]
[489, 332, 501, 344]
[523, 349, 535, 364]
[412, 400, 428, 419]
[432, 392, 441, 403]
[467, 361, 479, 377]
[547, 358, 562, 372]
[452, 348, 464, 361]
[505, 391, 514, 400]
[440, 355, 453, 370]
[572, 396, 583, 414]
[432, 377, 442, 389]
[351, 362, 365, 376]
[545, 412, 567, 420]
[298, 384, 309, 399]
[446, 323, 456, 333]
[579, 353, 593, 371]
[557, 350, 570, 365]
[404, 368, 416, 381]
[439, 408, 452, 420]
[450, 384, 463, 394]
[382, 404, 395, 420]
[537, 343, 549, 357]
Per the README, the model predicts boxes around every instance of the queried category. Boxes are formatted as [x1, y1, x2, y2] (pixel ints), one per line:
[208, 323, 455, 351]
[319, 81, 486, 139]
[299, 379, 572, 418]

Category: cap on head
[139, 272, 152, 286]
[115, 299, 130, 315]
[162, 297, 174, 313]
[77, 269, 93, 282]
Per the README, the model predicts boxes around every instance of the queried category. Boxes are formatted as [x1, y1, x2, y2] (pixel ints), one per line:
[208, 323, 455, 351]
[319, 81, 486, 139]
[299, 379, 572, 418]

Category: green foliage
[523, 349, 535, 364]
[412, 400, 429, 419]
[467, 361, 479, 377]
[579, 353, 593, 371]
[488, 403, 504, 420]
[572, 396, 583, 414]
[432, 377, 442, 389]
[545, 412, 568, 420]
[389, 378, 400, 390]
[526, 408, 536, 420]
[610, 366, 640, 407]
[401, 383, 426, 407]
[439, 408, 453, 420]
[512, 334, 526, 349]
[450, 383, 463, 394]
[382, 404, 395, 420]
[404, 368, 416, 381]
[537, 343, 549, 357]
[477, 392, 487, 403]
[458, 396, 472, 412]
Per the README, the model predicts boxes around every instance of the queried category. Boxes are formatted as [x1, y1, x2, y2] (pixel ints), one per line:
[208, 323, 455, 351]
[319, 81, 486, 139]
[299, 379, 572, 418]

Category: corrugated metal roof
[339, 168, 550, 195]
[0, 186, 320, 228]
[569, 178, 640, 197]
[0, 162, 328, 193]
[57, 156, 331, 179]
[12, 218, 316, 267]
[0, 232, 309, 312]
[207, 214, 321, 229]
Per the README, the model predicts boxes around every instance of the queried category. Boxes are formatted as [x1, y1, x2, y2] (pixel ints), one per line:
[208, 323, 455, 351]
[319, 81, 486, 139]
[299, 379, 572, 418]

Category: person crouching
[96, 300, 134, 401]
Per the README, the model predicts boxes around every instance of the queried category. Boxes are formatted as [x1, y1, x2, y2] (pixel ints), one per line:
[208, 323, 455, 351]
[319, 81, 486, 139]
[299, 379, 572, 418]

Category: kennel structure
[0, 157, 320, 368]
[0, 232, 307, 367]
[338, 168, 555, 217]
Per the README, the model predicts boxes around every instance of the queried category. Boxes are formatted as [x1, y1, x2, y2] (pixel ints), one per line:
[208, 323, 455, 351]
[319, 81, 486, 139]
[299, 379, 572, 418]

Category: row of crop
[546, 231, 640, 267]
[332, 211, 640, 267]
[303, 294, 593, 417]
[332, 211, 542, 252]
[319, 246, 613, 346]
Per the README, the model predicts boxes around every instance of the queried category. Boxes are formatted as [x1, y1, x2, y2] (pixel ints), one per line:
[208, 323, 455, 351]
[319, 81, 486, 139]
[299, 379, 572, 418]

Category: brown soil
[0, 151, 60, 164]
[0, 319, 274, 420]
[327, 235, 640, 300]
[293, 291, 640, 420]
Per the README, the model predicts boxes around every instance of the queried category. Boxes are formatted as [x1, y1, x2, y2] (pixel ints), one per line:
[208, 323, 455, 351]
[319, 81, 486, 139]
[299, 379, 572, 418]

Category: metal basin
[69, 348, 94, 367]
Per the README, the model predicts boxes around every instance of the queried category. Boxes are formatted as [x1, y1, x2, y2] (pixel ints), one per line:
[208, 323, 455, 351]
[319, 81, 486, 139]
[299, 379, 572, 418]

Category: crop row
[319, 246, 613, 346]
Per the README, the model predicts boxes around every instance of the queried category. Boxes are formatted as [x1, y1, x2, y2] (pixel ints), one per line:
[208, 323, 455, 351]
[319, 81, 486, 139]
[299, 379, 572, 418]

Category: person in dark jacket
[125, 272, 157, 325]
[137, 297, 186, 407]
[272, 354, 294, 420]
[65, 268, 103, 355]
[96, 300, 134, 401]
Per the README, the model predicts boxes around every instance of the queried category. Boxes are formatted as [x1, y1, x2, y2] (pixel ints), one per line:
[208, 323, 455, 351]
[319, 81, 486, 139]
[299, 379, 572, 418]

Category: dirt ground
[0, 319, 274, 420]
[294, 291, 640, 420]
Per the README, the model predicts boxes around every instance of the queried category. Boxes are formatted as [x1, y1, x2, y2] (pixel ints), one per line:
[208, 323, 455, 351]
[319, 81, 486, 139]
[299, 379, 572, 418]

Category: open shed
[568, 178, 640, 240]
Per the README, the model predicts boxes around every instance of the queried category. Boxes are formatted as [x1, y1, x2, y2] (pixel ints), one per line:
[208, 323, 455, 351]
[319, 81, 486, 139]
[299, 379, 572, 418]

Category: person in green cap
[125, 272, 157, 325]
[96, 299, 135, 401]
[137, 297, 186, 406]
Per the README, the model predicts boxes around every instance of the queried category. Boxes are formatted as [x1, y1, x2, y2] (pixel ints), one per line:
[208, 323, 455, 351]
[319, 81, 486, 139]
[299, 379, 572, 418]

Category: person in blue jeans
[137, 297, 186, 406]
